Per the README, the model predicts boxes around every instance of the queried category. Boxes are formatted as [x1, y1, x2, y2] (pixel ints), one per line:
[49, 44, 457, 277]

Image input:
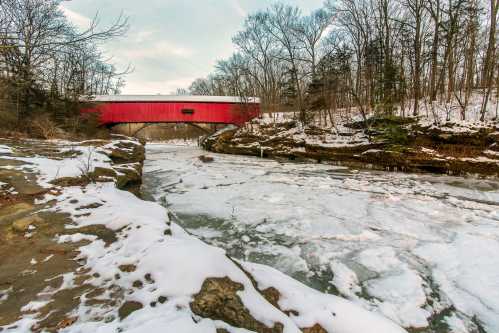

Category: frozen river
[143, 143, 499, 332]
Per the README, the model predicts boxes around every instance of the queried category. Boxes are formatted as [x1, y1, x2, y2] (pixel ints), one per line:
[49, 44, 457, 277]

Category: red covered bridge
[82, 95, 261, 127]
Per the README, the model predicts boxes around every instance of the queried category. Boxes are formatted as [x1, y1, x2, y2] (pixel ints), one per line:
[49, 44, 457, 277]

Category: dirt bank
[0, 136, 145, 332]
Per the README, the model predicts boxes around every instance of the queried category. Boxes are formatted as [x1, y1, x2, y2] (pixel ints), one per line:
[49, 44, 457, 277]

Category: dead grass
[30, 114, 62, 140]
[412, 136, 486, 158]
[435, 144, 484, 158]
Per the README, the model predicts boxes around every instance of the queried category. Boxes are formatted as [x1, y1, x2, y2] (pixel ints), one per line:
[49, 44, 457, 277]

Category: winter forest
[188, 0, 498, 124]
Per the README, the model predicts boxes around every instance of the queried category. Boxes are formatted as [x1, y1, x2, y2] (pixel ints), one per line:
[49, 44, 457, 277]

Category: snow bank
[0, 144, 12, 154]
[43, 182, 405, 333]
[2, 145, 112, 187]
[242, 262, 406, 333]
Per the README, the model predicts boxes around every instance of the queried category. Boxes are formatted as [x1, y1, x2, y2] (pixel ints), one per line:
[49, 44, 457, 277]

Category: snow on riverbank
[0, 138, 406, 332]
[144, 144, 499, 332]
[243, 262, 405, 333]
[147, 138, 198, 146]
[1, 142, 111, 187]
[260, 92, 499, 129]
[0, 145, 11, 154]
[234, 94, 499, 160]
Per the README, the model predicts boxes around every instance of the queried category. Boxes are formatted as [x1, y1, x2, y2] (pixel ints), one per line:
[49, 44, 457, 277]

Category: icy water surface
[143, 143, 499, 332]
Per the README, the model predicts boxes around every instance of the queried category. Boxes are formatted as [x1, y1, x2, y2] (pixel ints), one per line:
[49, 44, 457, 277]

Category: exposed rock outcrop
[204, 119, 499, 177]
[190, 277, 284, 333]
[50, 137, 146, 193]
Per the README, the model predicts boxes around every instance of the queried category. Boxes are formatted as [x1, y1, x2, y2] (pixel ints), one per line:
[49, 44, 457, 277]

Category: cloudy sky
[61, 0, 324, 95]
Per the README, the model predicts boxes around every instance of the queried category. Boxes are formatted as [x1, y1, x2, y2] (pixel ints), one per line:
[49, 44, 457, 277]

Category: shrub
[70, 112, 110, 139]
[30, 114, 62, 139]
[384, 124, 410, 145]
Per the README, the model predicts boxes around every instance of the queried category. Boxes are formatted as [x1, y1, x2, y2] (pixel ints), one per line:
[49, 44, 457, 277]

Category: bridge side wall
[83, 101, 260, 126]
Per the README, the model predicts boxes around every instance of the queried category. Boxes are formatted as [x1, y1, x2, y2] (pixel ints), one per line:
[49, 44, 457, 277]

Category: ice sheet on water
[357, 247, 429, 327]
[144, 144, 499, 332]
[415, 234, 499, 332]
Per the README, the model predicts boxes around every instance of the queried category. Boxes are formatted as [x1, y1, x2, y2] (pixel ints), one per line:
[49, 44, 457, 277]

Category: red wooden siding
[82, 100, 260, 126]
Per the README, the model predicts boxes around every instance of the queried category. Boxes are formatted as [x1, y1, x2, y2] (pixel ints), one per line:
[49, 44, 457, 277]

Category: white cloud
[132, 29, 157, 43]
[121, 41, 193, 60]
[121, 77, 197, 95]
[228, 0, 247, 17]
[59, 5, 92, 29]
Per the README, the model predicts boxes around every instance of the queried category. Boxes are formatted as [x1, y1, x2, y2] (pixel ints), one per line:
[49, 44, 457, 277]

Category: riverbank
[0, 137, 406, 333]
[203, 117, 499, 177]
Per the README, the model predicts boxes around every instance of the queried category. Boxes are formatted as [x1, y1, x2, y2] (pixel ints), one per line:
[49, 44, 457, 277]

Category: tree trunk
[480, 0, 499, 120]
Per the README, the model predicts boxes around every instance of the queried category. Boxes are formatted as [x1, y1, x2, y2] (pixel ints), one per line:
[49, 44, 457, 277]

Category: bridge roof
[87, 95, 260, 104]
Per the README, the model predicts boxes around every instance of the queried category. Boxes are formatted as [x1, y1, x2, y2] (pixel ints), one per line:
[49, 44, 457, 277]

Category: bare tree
[0, 0, 129, 129]
[294, 8, 332, 78]
[403, 0, 427, 115]
[480, 0, 499, 120]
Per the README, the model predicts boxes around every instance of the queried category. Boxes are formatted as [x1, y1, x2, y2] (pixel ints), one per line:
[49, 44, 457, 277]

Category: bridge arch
[126, 122, 213, 137]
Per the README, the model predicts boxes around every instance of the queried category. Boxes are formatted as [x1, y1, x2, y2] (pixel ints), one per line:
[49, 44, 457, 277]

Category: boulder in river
[199, 155, 215, 163]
